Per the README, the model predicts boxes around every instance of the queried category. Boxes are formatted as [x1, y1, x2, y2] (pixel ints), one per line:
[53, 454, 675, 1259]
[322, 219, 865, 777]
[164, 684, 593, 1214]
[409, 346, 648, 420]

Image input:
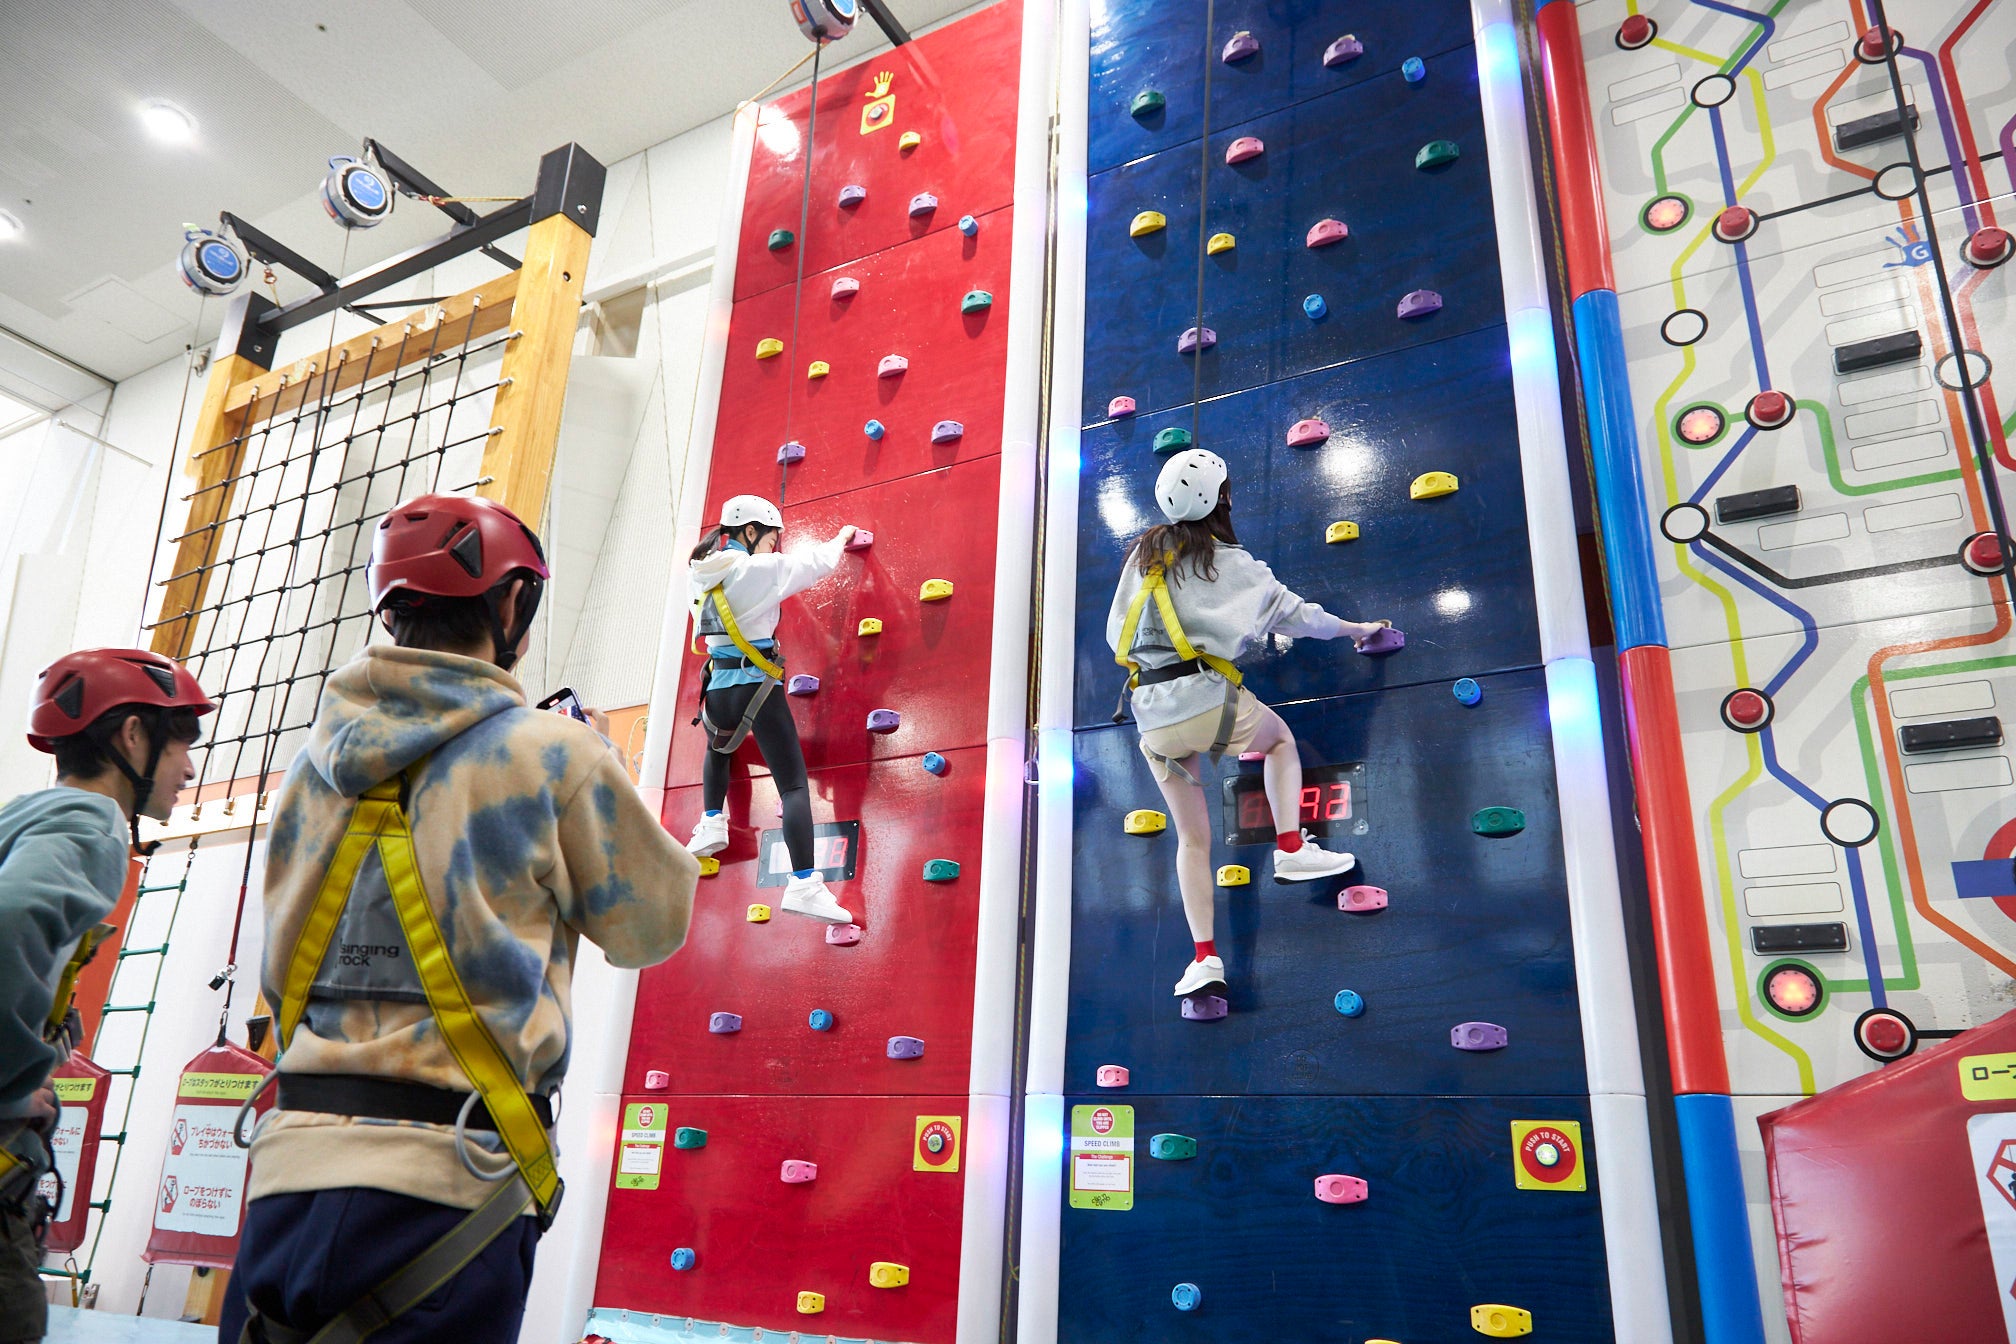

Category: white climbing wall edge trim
[1016, 0, 1090, 1338]
[639, 101, 760, 801]
[1471, 3, 1674, 1341]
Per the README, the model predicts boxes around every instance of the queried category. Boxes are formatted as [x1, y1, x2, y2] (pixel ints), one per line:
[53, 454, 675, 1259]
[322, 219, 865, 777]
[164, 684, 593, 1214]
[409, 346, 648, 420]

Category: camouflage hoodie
[249, 644, 696, 1210]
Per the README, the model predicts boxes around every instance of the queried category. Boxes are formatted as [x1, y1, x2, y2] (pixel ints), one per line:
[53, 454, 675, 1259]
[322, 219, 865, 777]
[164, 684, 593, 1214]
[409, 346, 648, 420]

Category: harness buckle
[536, 1176, 566, 1232]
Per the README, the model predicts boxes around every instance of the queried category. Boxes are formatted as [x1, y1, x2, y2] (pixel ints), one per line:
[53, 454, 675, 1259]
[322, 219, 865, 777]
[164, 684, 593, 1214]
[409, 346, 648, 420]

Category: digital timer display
[1220, 762, 1366, 846]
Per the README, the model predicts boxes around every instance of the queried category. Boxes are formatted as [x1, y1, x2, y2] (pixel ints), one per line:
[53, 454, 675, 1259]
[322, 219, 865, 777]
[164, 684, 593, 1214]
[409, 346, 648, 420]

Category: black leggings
[702, 681, 814, 872]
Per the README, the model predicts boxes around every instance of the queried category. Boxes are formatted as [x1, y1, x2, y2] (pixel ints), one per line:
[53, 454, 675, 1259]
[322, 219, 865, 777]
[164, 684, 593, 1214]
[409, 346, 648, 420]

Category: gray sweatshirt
[1106, 543, 1348, 731]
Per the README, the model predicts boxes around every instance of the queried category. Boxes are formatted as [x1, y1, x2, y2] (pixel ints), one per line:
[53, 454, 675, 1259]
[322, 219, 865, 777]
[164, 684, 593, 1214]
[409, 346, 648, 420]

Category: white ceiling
[0, 0, 977, 397]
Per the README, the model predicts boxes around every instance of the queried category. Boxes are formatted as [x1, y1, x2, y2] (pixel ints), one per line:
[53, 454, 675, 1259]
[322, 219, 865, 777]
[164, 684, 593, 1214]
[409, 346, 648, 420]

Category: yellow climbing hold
[808, 360, 830, 379]
[797, 1292, 826, 1314]
[1410, 470, 1459, 499]
[1124, 809, 1168, 835]
[869, 1262, 911, 1288]
[899, 130, 922, 152]
[920, 578, 954, 602]
[1326, 520, 1360, 543]
[1129, 210, 1167, 237]
[1470, 1304, 1532, 1338]
[1216, 865, 1250, 886]
[756, 338, 784, 359]
[697, 856, 720, 877]
[747, 904, 771, 922]
[858, 617, 883, 636]
[1206, 231, 1236, 254]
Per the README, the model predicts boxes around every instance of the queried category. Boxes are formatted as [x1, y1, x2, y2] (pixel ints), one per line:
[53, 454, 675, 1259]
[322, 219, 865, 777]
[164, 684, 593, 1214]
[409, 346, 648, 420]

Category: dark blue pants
[219, 1189, 539, 1343]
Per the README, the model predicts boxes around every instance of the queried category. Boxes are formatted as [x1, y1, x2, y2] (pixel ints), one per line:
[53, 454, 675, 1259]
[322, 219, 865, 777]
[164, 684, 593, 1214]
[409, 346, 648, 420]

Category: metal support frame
[863, 0, 911, 46]
[362, 137, 522, 271]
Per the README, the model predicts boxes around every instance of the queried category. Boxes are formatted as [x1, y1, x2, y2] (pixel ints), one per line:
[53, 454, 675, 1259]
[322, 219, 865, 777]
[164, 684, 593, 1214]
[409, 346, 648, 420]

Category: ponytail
[1132, 489, 1237, 583]
[690, 526, 727, 563]
[690, 521, 779, 563]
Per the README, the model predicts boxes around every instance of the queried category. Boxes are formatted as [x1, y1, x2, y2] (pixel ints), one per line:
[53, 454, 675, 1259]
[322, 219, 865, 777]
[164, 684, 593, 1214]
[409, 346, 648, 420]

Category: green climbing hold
[924, 858, 961, 882]
[768, 228, 794, 251]
[962, 289, 994, 314]
[1415, 139, 1460, 170]
[1152, 427, 1194, 456]
[1149, 1133, 1197, 1160]
[1471, 807, 1526, 838]
[1130, 89, 1166, 118]
[674, 1127, 708, 1149]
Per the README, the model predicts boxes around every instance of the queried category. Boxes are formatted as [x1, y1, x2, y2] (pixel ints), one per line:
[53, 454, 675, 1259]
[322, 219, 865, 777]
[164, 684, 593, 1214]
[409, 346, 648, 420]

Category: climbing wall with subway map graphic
[1058, 2, 1620, 1339]
[1570, 1, 2016, 1338]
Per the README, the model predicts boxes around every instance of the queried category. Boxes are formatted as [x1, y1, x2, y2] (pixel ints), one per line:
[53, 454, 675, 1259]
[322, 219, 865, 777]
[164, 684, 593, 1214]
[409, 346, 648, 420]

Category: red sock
[1277, 830, 1304, 853]
[1194, 940, 1216, 960]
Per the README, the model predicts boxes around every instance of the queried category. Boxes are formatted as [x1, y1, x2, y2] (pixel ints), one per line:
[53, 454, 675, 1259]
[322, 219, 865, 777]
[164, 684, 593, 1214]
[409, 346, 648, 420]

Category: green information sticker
[616, 1101, 669, 1190]
[1069, 1104, 1134, 1211]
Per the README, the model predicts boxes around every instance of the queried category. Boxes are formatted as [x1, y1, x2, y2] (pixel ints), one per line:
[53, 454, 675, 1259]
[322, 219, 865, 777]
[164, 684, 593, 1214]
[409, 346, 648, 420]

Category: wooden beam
[219, 271, 522, 429]
[479, 213, 592, 527]
[148, 353, 264, 658]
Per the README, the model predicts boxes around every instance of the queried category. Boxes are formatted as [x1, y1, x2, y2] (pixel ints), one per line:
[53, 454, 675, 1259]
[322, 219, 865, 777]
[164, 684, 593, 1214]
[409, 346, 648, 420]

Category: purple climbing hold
[777, 440, 807, 464]
[867, 709, 902, 734]
[1398, 289, 1444, 319]
[709, 1012, 743, 1034]
[1324, 34, 1365, 66]
[931, 420, 964, 444]
[1286, 417, 1331, 448]
[908, 192, 939, 217]
[788, 674, 821, 696]
[1452, 1021, 1509, 1052]
[1306, 218, 1349, 248]
[1356, 626, 1406, 656]
[886, 1035, 926, 1060]
[838, 183, 867, 208]
[1181, 994, 1229, 1021]
[1177, 326, 1217, 355]
[1221, 29, 1260, 63]
[1108, 395, 1138, 418]
[1225, 136, 1264, 164]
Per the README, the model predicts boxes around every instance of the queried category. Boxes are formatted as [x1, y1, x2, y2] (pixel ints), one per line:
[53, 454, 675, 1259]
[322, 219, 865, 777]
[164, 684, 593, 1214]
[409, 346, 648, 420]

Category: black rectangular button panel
[1900, 716, 2004, 754]
[1753, 923, 1849, 954]
[1834, 105, 1921, 151]
[1716, 484, 1802, 524]
[1835, 330, 1922, 374]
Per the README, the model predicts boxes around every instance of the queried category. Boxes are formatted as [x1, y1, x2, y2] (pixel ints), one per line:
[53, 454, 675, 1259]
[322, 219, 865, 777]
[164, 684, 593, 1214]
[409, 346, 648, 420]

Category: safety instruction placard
[1967, 1112, 2016, 1341]
[153, 1103, 251, 1236]
[38, 1074, 98, 1222]
[616, 1102, 668, 1190]
[1961, 1051, 2016, 1101]
[1070, 1104, 1133, 1211]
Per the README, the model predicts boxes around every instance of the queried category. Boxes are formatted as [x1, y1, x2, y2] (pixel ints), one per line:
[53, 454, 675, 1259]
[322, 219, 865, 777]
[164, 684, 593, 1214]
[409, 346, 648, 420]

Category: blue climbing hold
[958, 214, 979, 236]
[1334, 989, 1365, 1017]
[809, 1008, 833, 1032]
[922, 752, 949, 776]
[1402, 56, 1425, 83]
[1172, 1283, 1202, 1312]
[864, 419, 886, 440]
[1454, 677, 1483, 706]
[1303, 294, 1327, 320]
[670, 1247, 697, 1271]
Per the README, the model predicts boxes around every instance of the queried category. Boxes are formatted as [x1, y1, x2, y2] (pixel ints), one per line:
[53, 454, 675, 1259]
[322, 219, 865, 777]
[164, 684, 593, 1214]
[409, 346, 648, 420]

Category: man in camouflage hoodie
[222, 495, 697, 1344]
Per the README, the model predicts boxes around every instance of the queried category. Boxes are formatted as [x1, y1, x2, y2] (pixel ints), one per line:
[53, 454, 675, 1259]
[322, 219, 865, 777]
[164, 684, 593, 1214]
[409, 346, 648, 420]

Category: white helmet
[1155, 449, 1228, 523]
[720, 494, 784, 530]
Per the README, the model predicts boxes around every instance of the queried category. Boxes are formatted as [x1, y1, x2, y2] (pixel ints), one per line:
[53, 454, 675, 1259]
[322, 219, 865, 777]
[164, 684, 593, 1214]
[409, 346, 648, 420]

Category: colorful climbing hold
[930, 420, 963, 444]
[1402, 56, 1426, 82]
[962, 289, 993, 313]
[781, 1160, 819, 1183]
[846, 529, 874, 550]
[863, 419, 885, 440]
[838, 183, 867, 208]
[1472, 1304, 1533, 1338]
[1471, 807, 1525, 837]
[1314, 1174, 1369, 1204]
[899, 130, 922, 152]
[1453, 1022, 1509, 1052]
[923, 858, 961, 882]
[958, 214, 979, 236]
[1323, 34, 1364, 66]
[831, 275, 860, 299]
[1124, 809, 1168, 835]
[1713, 205, 1757, 243]
[777, 440, 807, 464]
[709, 1012, 742, 1033]
[1216, 864, 1250, 886]
[1225, 136, 1264, 164]
[1410, 470, 1458, 499]
[644, 1069, 670, 1090]
[747, 904, 771, 922]
[1108, 395, 1138, 418]
[1357, 625, 1405, 655]
[1415, 139, 1460, 169]
[867, 709, 902, 734]
[909, 192, 939, 218]
[756, 337, 784, 359]
[787, 674, 820, 697]
[1129, 210, 1167, 237]
[1149, 1133, 1197, 1160]
[1306, 218, 1348, 248]
[808, 1008, 833, 1031]
[807, 360, 830, 379]
[1152, 426, 1194, 455]
[1130, 89, 1165, 118]
[826, 923, 862, 945]
[1326, 521, 1360, 544]
[768, 228, 795, 251]
[1338, 885, 1388, 913]
[1222, 29, 1259, 62]
[1172, 1283, 1203, 1311]
[870, 1262, 912, 1288]
[697, 856, 720, 877]
[859, 617, 883, 636]
[1286, 417, 1331, 448]
[1177, 326, 1217, 354]
[670, 1248, 697, 1271]
[1398, 288, 1443, 318]
[922, 751, 949, 776]
[796, 1292, 825, 1314]
[674, 1126, 708, 1149]
[1453, 677, 1483, 706]
[1206, 231, 1236, 254]
[1182, 994, 1228, 1021]
[1334, 989, 1365, 1017]
[886, 1036, 925, 1060]
[920, 578, 955, 601]
[1303, 294, 1328, 320]
[1095, 1064, 1130, 1087]
[878, 353, 909, 377]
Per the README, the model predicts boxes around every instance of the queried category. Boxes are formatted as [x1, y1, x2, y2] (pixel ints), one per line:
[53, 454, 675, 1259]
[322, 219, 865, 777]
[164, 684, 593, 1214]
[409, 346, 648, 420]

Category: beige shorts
[1138, 687, 1268, 782]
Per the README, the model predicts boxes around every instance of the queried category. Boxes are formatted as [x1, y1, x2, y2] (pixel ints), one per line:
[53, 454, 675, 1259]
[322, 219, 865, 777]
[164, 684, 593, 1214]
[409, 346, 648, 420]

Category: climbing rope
[777, 38, 825, 504]
[1188, 0, 1217, 447]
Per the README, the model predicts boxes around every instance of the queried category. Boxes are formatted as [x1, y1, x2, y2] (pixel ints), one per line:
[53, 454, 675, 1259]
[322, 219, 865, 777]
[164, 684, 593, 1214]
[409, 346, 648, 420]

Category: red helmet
[28, 648, 214, 753]
[368, 493, 549, 610]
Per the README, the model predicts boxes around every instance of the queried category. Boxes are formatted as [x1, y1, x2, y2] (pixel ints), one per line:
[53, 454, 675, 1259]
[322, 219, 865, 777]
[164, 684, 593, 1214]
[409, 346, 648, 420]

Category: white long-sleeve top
[689, 533, 849, 658]
[1106, 542, 1348, 730]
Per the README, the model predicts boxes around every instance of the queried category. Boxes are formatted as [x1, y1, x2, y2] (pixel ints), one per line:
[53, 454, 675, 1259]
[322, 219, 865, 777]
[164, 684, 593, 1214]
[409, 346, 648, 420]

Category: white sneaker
[687, 812, 728, 857]
[1272, 831, 1355, 882]
[1173, 955, 1226, 996]
[782, 873, 853, 924]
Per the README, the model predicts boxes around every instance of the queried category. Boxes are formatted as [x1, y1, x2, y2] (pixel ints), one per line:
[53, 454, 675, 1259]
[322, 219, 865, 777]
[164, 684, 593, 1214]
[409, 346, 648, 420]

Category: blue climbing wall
[1059, 3, 1621, 1339]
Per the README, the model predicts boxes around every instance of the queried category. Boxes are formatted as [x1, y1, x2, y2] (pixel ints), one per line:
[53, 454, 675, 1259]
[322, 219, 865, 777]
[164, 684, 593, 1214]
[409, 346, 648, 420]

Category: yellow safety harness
[691, 586, 784, 755]
[1113, 561, 1245, 784]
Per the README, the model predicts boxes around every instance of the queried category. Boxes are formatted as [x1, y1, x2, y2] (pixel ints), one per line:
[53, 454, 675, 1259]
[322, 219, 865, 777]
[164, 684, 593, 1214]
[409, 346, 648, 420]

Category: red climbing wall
[594, 6, 1023, 1340]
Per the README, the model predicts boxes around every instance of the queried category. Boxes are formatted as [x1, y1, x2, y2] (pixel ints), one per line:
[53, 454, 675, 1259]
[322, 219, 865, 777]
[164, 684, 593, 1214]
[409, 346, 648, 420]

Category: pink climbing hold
[1306, 218, 1348, 248]
[644, 1069, 670, 1090]
[878, 354, 909, 377]
[1108, 395, 1138, 418]
[1096, 1065, 1130, 1088]
[1226, 136, 1264, 164]
[781, 1160, 819, 1183]
[826, 923, 863, 946]
[1339, 885, 1388, 913]
[1314, 1174, 1369, 1204]
[831, 276, 861, 299]
[1286, 418, 1331, 448]
[845, 529, 874, 551]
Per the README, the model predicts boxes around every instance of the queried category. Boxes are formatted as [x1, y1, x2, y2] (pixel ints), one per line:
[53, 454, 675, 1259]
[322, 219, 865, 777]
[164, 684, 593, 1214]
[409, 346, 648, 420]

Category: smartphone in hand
[537, 687, 589, 723]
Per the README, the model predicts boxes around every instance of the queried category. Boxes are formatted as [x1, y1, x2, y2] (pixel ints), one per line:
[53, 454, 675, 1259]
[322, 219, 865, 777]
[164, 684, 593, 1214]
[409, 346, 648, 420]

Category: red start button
[1967, 533, 2005, 574]
[1726, 690, 1768, 728]
[1859, 24, 1892, 58]
[1968, 226, 2013, 267]
[1750, 390, 1791, 425]
[1714, 206, 1756, 242]
[1865, 1016, 1908, 1054]
[1619, 14, 1654, 47]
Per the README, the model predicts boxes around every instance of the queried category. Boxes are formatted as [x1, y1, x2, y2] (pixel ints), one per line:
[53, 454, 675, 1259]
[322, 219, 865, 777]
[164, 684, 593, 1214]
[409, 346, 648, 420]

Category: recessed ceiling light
[139, 99, 196, 145]
[0, 211, 20, 241]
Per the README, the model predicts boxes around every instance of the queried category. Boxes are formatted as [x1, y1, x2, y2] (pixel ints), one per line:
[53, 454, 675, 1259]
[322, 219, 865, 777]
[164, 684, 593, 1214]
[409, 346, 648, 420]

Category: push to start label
[1511, 1120, 1585, 1192]
[1070, 1104, 1134, 1211]
[914, 1114, 962, 1172]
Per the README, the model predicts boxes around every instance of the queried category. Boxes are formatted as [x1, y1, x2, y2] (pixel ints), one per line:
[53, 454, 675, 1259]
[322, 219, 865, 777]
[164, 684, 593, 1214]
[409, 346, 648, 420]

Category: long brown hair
[1132, 487, 1237, 582]
[690, 521, 776, 563]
